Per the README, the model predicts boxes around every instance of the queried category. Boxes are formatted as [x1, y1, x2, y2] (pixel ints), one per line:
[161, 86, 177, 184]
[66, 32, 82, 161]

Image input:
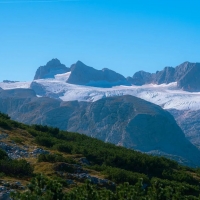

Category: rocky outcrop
[3, 80, 19, 83]
[154, 67, 175, 84]
[177, 63, 200, 91]
[128, 61, 200, 91]
[0, 89, 200, 166]
[34, 59, 70, 80]
[174, 61, 194, 80]
[127, 71, 153, 86]
[67, 61, 130, 87]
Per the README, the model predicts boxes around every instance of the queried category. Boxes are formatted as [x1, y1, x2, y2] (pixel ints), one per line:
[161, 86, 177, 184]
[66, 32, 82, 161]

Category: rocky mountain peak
[177, 62, 200, 91]
[46, 58, 61, 66]
[127, 70, 153, 86]
[70, 60, 93, 72]
[128, 61, 200, 91]
[76, 60, 85, 66]
[67, 61, 130, 87]
[34, 59, 70, 80]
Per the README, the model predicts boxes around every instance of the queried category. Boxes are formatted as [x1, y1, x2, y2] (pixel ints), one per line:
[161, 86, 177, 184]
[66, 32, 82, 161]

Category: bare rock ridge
[0, 88, 200, 167]
[128, 61, 200, 91]
[67, 61, 130, 87]
[34, 59, 70, 80]
[127, 71, 153, 85]
[33, 59, 130, 87]
[33, 59, 200, 91]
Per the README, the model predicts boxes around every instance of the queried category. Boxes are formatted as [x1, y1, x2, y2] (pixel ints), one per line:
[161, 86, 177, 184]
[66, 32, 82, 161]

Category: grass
[9, 137, 25, 144]
[34, 162, 55, 176]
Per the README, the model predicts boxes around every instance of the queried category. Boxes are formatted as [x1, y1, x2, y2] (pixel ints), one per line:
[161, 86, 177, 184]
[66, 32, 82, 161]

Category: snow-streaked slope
[0, 81, 31, 89]
[54, 72, 71, 82]
[1, 75, 200, 110]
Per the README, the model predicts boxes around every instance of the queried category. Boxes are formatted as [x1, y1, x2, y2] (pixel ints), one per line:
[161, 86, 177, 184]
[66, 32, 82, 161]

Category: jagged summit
[33, 59, 200, 90]
[34, 59, 70, 80]
[46, 58, 61, 65]
[128, 61, 200, 91]
[67, 60, 130, 87]
[33, 59, 130, 87]
[127, 70, 153, 86]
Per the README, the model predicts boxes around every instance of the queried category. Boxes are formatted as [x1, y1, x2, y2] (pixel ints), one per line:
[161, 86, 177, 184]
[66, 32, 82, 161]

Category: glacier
[1, 73, 200, 111]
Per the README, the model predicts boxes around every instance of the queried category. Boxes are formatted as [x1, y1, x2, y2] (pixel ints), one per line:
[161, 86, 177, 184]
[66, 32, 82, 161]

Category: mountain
[34, 59, 130, 88]
[128, 61, 200, 91]
[66, 61, 130, 87]
[2, 59, 200, 153]
[0, 88, 199, 166]
[34, 59, 70, 80]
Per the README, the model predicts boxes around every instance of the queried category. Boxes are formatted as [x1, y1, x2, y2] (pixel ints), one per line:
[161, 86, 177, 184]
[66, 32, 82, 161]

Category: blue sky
[0, 0, 200, 81]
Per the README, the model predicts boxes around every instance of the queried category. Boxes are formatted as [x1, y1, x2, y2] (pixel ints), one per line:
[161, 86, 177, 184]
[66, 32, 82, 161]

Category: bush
[35, 136, 55, 147]
[0, 159, 33, 177]
[11, 174, 65, 200]
[0, 148, 9, 160]
[0, 112, 10, 120]
[0, 119, 11, 130]
[53, 143, 73, 154]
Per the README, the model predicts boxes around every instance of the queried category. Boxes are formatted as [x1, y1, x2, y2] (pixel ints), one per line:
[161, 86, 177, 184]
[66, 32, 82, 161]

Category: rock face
[67, 61, 130, 87]
[34, 59, 70, 80]
[177, 63, 200, 91]
[128, 62, 200, 91]
[33, 59, 200, 90]
[154, 67, 175, 84]
[0, 89, 200, 166]
[169, 109, 200, 149]
[127, 71, 153, 86]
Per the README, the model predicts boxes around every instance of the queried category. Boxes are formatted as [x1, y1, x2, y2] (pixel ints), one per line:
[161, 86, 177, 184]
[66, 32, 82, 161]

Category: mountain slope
[1, 113, 200, 199]
[0, 88, 199, 166]
[169, 109, 200, 149]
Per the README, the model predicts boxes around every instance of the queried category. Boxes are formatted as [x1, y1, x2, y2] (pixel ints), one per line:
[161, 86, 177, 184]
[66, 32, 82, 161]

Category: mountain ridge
[128, 61, 200, 91]
[33, 59, 200, 91]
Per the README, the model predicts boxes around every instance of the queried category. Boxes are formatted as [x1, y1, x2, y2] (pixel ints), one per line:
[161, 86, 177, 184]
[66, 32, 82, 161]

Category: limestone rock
[34, 59, 70, 80]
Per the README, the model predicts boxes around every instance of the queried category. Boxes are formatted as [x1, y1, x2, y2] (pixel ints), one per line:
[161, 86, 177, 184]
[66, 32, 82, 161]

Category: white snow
[0, 81, 31, 89]
[54, 72, 71, 82]
[1, 76, 200, 111]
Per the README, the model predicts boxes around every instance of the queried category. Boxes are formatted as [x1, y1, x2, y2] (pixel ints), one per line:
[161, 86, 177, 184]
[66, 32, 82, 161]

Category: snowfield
[1, 74, 200, 111]
[0, 81, 31, 90]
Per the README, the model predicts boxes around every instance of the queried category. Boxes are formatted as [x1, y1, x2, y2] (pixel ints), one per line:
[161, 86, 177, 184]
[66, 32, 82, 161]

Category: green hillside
[0, 112, 200, 199]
